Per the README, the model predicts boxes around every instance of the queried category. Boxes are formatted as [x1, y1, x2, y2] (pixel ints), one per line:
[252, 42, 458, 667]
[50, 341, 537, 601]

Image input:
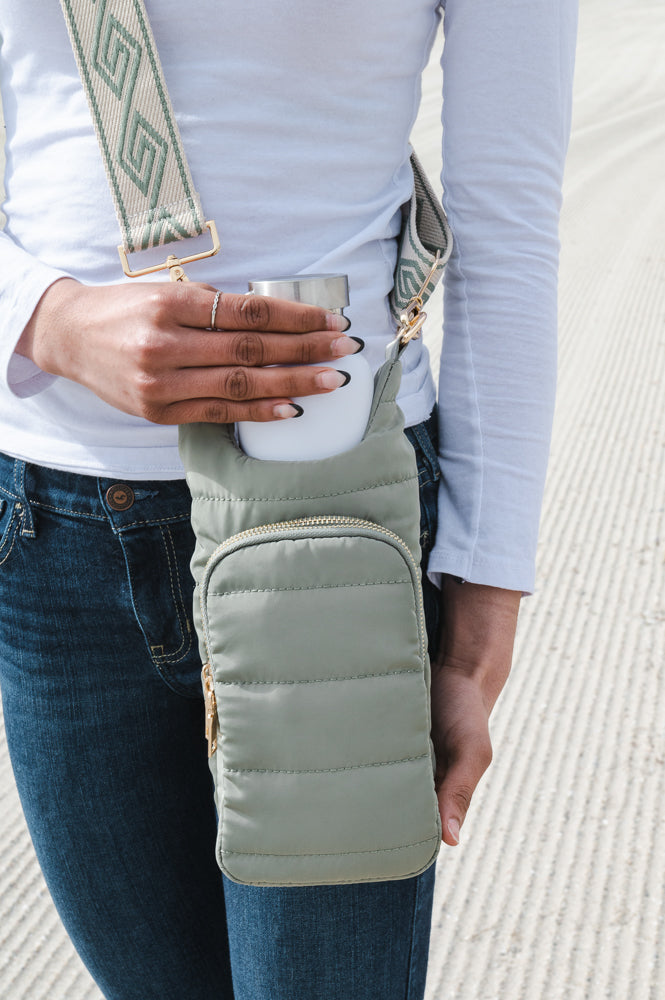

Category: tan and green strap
[388, 151, 452, 331]
[60, 0, 450, 317]
[60, 0, 215, 275]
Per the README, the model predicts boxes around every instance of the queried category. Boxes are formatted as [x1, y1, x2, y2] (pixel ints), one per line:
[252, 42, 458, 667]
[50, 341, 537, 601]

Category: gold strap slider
[118, 220, 220, 282]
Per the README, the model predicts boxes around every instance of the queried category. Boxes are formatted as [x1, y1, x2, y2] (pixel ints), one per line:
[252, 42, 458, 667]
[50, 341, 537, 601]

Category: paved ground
[1, 1, 664, 996]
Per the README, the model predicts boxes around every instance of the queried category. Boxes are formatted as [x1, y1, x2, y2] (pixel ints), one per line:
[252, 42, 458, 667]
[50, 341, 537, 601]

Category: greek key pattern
[389, 153, 452, 323]
[60, 0, 205, 253]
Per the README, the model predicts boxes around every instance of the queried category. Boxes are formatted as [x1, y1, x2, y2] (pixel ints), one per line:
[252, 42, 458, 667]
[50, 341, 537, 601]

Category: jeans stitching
[150, 525, 193, 665]
[0, 508, 20, 566]
[0, 483, 20, 502]
[407, 421, 440, 485]
[164, 525, 193, 662]
[404, 869, 422, 1000]
[150, 524, 185, 659]
[419, 433, 440, 481]
[30, 500, 107, 522]
[118, 528, 197, 697]
[123, 528, 184, 666]
[17, 461, 36, 537]
[118, 513, 191, 531]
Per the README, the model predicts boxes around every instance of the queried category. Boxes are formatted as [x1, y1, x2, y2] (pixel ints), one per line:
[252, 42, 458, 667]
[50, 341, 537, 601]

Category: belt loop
[13, 460, 36, 538]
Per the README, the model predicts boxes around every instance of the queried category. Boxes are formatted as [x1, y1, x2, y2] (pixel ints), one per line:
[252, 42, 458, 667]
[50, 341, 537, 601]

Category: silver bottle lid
[247, 274, 349, 311]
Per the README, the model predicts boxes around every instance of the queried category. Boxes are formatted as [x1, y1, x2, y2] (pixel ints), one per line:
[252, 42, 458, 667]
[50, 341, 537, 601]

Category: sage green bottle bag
[60, 0, 452, 886]
[179, 341, 442, 886]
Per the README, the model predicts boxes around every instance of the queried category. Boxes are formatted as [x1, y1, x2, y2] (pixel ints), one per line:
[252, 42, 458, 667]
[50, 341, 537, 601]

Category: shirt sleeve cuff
[426, 546, 535, 596]
[6, 353, 57, 398]
[0, 263, 70, 398]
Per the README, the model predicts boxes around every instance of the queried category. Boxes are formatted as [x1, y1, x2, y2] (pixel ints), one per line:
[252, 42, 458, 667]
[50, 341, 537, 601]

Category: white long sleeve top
[0, 0, 578, 592]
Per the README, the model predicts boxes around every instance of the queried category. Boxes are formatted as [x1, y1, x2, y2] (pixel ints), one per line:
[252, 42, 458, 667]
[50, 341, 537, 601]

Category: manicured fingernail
[326, 313, 351, 332]
[317, 369, 350, 390]
[332, 336, 362, 358]
[447, 818, 460, 844]
[273, 403, 304, 419]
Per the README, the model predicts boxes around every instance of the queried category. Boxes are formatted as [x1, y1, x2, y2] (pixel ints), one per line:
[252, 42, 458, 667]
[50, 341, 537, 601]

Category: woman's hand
[16, 277, 360, 424]
[432, 575, 521, 846]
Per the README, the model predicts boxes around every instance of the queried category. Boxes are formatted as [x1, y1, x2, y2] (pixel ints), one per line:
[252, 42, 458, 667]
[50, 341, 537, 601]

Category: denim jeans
[0, 412, 441, 1000]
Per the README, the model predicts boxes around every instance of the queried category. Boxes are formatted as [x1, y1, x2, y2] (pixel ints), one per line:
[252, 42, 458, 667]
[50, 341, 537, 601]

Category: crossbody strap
[389, 150, 452, 342]
[60, 0, 451, 340]
[59, 0, 219, 280]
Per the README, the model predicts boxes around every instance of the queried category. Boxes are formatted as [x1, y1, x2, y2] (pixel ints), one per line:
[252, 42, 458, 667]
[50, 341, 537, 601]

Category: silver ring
[210, 290, 222, 330]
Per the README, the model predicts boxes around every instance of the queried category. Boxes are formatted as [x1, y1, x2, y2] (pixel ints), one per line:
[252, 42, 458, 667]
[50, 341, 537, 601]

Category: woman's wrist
[15, 277, 83, 376]
[436, 574, 521, 709]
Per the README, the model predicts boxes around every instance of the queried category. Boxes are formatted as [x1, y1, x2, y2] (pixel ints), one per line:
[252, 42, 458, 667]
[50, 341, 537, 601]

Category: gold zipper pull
[202, 663, 218, 757]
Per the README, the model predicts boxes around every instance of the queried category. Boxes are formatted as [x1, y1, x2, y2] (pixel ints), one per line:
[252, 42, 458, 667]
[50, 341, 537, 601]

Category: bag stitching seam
[214, 668, 421, 686]
[223, 835, 440, 858]
[206, 578, 411, 597]
[191, 472, 418, 504]
[223, 753, 430, 775]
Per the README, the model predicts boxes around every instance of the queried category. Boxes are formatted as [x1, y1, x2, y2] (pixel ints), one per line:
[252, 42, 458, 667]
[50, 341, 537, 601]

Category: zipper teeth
[201, 515, 427, 667]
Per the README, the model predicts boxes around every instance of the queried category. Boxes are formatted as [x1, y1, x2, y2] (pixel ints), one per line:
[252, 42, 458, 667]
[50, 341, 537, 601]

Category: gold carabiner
[396, 251, 442, 346]
[397, 302, 428, 344]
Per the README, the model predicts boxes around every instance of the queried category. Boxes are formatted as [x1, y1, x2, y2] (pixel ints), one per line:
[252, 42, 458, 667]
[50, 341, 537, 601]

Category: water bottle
[237, 274, 374, 461]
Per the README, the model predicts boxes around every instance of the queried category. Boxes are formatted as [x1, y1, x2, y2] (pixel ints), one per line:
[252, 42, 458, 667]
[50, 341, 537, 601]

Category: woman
[0, 1, 578, 997]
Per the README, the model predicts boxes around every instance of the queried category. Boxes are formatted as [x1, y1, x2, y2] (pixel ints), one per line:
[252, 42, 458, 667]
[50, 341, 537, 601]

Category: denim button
[106, 484, 135, 511]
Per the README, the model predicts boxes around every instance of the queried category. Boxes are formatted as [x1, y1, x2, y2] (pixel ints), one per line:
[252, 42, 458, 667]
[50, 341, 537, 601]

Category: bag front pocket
[200, 517, 441, 887]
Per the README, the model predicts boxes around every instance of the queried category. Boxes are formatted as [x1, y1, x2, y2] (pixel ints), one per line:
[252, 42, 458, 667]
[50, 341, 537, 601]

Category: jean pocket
[0, 497, 21, 567]
[118, 517, 199, 694]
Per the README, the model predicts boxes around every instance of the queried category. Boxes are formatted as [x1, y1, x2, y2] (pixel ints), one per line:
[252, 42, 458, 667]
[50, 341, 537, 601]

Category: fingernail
[273, 403, 304, 419]
[331, 337, 362, 358]
[447, 818, 461, 844]
[350, 337, 365, 351]
[317, 369, 350, 390]
[326, 313, 351, 332]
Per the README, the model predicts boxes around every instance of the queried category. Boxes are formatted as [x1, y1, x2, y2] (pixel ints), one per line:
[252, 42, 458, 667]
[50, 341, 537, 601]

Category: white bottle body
[237, 351, 373, 461]
[236, 274, 374, 461]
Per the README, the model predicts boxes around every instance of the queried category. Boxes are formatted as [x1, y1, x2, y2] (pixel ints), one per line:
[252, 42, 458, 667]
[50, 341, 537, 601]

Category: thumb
[436, 735, 492, 846]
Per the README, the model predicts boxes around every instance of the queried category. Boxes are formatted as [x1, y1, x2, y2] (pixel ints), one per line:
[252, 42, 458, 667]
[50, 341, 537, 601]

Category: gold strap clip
[396, 251, 442, 347]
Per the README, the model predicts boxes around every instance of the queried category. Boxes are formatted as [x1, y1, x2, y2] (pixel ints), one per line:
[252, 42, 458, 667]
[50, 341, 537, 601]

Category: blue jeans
[0, 413, 441, 1000]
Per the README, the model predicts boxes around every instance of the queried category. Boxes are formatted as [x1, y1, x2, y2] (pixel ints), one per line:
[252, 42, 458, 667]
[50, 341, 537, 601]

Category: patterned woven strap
[60, 0, 206, 255]
[389, 151, 453, 323]
[60, 2, 450, 308]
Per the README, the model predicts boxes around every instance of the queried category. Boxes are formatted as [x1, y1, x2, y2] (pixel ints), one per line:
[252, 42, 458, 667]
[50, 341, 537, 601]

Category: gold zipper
[202, 662, 218, 758]
[199, 515, 428, 756]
